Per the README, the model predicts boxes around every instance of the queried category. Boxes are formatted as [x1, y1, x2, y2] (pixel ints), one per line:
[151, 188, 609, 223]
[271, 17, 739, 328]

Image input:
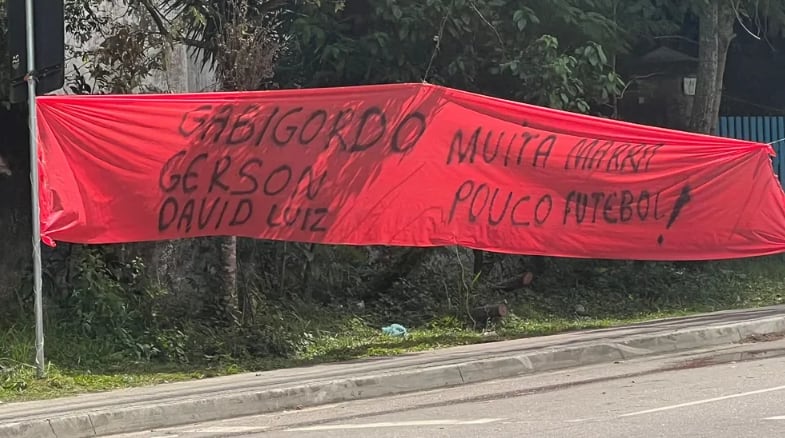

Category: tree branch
[138, 0, 170, 37]
[653, 35, 698, 45]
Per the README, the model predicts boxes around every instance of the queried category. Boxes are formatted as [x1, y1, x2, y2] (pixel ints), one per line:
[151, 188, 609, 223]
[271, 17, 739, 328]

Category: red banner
[36, 83, 785, 260]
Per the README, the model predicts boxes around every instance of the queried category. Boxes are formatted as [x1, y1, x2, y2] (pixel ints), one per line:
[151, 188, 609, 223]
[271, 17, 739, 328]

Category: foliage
[278, 0, 625, 113]
[154, 0, 287, 68]
[64, 2, 169, 95]
[0, 0, 9, 104]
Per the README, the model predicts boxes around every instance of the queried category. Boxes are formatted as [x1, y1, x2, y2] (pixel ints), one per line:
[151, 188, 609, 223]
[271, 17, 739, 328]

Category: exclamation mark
[657, 184, 692, 246]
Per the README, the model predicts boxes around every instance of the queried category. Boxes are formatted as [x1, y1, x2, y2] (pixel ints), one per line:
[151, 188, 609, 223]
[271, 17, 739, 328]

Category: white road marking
[286, 418, 503, 431]
[182, 426, 267, 433]
[620, 384, 785, 417]
[764, 416, 785, 420]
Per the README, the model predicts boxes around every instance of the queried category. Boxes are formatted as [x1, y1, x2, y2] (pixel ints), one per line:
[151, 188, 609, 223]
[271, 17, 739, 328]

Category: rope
[422, 8, 451, 84]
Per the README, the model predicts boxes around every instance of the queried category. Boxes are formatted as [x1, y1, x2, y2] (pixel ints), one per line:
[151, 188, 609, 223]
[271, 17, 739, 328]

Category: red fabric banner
[36, 83, 785, 260]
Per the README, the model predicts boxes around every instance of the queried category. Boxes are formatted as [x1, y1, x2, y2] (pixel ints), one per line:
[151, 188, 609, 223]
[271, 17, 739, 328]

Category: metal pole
[24, 0, 45, 379]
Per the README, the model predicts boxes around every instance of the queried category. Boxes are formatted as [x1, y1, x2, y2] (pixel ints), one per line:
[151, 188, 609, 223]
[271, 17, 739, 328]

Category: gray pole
[24, 0, 45, 379]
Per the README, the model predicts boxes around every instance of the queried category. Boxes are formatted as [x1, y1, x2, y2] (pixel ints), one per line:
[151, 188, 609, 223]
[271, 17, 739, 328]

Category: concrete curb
[2, 314, 784, 438]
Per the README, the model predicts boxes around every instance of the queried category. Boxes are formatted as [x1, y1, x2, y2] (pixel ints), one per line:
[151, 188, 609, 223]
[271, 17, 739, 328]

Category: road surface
[113, 338, 785, 438]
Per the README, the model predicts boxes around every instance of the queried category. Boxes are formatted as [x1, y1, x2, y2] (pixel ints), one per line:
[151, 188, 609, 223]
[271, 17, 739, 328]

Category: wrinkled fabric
[36, 83, 785, 260]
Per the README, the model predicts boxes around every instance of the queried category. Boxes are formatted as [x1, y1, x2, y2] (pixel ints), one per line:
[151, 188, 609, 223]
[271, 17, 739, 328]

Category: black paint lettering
[178, 105, 212, 138]
[534, 194, 552, 226]
[294, 166, 327, 200]
[502, 133, 519, 167]
[666, 185, 692, 229]
[229, 199, 253, 226]
[266, 203, 282, 227]
[310, 208, 328, 232]
[178, 199, 195, 232]
[516, 132, 538, 165]
[264, 165, 293, 196]
[283, 207, 301, 226]
[568, 139, 599, 170]
[588, 141, 613, 170]
[182, 153, 207, 194]
[510, 195, 531, 226]
[300, 207, 312, 231]
[563, 191, 576, 225]
[215, 198, 230, 229]
[197, 198, 221, 229]
[565, 138, 592, 170]
[272, 107, 304, 146]
[208, 156, 232, 193]
[606, 143, 632, 172]
[299, 110, 328, 144]
[575, 192, 589, 224]
[469, 183, 490, 223]
[603, 193, 618, 223]
[577, 139, 599, 170]
[158, 197, 178, 231]
[590, 192, 605, 223]
[231, 158, 263, 195]
[227, 105, 258, 145]
[637, 191, 650, 220]
[620, 190, 634, 222]
[324, 109, 354, 150]
[447, 130, 475, 164]
[449, 180, 475, 223]
[254, 106, 281, 146]
[483, 131, 501, 164]
[390, 112, 426, 154]
[270, 206, 326, 232]
[159, 151, 187, 192]
[619, 144, 645, 173]
[488, 188, 512, 225]
[532, 135, 556, 168]
[653, 191, 665, 220]
[644, 144, 664, 171]
[350, 107, 387, 152]
[200, 105, 233, 143]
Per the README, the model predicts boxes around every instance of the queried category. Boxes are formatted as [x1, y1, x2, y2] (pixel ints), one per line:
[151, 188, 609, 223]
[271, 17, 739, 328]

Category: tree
[689, 1, 736, 134]
[30, 0, 285, 326]
[199, 0, 282, 322]
[278, 0, 625, 112]
[653, 0, 785, 134]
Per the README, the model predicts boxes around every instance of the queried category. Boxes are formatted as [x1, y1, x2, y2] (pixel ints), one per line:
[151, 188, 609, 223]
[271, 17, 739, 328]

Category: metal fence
[717, 116, 785, 187]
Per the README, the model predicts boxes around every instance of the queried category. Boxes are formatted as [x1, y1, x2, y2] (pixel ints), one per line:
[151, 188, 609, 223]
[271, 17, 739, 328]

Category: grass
[2, 256, 785, 403]
[0, 312, 674, 403]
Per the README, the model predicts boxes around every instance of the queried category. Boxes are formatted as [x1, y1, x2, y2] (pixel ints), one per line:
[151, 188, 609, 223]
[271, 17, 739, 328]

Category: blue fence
[717, 116, 785, 187]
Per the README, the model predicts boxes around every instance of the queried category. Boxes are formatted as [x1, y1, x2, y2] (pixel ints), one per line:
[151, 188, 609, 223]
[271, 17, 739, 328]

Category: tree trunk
[470, 303, 508, 321]
[472, 250, 484, 276]
[220, 236, 239, 322]
[363, 248, 434, 301]
[711, 3, 736, 130]
[689, 0, 736, 134]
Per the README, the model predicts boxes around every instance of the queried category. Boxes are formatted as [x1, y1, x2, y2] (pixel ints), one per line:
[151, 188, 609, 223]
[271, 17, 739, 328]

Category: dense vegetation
[1, 0, 785, 400]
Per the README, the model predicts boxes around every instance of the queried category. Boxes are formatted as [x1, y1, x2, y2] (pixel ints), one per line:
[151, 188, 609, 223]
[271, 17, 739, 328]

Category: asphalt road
[113, 338, 785, 438]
